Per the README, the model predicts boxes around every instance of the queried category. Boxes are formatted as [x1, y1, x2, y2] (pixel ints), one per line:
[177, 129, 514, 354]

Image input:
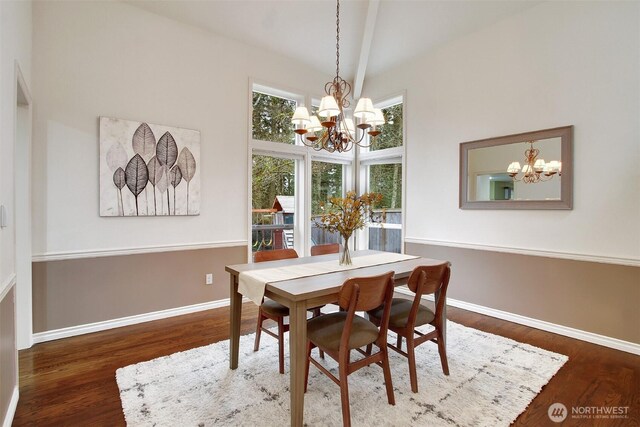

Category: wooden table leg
[229, 274, 242, 369]
[288, 300, 307, 427]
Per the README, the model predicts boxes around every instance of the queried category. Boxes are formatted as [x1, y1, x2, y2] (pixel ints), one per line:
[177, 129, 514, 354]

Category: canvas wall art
[99, 117, 201, 216]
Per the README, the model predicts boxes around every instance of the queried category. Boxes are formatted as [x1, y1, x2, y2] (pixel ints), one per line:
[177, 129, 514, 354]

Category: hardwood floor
[13, 303, 639, 426]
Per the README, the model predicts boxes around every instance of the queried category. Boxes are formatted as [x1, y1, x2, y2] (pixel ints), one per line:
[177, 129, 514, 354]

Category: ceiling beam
[353, 0, 380, 99]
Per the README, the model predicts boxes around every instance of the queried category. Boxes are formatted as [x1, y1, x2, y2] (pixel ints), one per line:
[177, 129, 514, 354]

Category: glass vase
[339, 235, 352, 266]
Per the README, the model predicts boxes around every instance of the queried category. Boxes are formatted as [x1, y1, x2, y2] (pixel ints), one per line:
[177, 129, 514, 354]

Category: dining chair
[253, 248, 298, 263]
[367, 262, 451, 393]
[253, 248, 323, 373]
[304, 271, 396, 427]
[253, 248, 298, 374]
[310, 243, 340, 256]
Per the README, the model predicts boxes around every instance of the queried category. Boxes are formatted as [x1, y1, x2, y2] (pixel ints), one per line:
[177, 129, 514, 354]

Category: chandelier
[507, 141, 562, 183]
[290, 0, 384, 153]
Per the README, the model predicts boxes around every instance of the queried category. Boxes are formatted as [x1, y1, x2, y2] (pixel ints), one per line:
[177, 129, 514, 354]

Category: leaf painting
[177, 147, 196, 215]
[147, 156, 163, 216]
[125, 154, 149, 216]
[170, 166, 183, 215]
[106, 142, 128, 172]
[132, 123, 156, 161]
[156, 132, 178, 168]
[99, 117, 200, 217]
[133, 123, 157, 215]
[155, 165, 170, 215]
[170, 166, 182, 188]
[113, 167, 126, 216]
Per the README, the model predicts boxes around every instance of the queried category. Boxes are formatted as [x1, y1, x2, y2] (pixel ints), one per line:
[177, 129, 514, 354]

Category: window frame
[248, 79, 354, 260]
[356, 91, 407, 253]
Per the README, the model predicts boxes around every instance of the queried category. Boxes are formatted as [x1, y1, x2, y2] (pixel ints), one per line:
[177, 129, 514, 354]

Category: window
[366, 162, 403, 253]
[369, 102, 403, 151]
[358, 95, 405, 254]
[249, 83, 401, 258]
[251, 155, 296, 258]
[249, 81, 354, 259]
[252, 90, 297, 144]
[311, 161, 344, 246]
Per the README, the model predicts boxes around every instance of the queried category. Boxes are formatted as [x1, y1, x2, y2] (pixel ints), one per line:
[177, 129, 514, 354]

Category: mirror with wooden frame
[459, 126, 573, 210]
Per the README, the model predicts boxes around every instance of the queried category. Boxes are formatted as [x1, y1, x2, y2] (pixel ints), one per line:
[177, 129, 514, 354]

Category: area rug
[116, 322, 567, 426]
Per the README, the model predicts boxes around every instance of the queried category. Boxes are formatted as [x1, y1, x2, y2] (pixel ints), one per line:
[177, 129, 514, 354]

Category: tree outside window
[311, 161, 343, 246]
[251, 155, 295, 253]
[252, 91, 296, 144]
[370, 103, 403, 151]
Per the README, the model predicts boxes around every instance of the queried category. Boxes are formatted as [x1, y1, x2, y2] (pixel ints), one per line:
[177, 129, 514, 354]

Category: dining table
[225, 249, 449, 427]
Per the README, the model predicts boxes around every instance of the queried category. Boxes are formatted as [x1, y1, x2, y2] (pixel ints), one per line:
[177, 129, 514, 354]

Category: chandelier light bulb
[353, 98, 375, 120]
[307, 116, 322, 132]
[507, 162, 521, 174]
[368, 108, 385, 127]
[291, 106, 311, 125]
[318, 96, 340, 118]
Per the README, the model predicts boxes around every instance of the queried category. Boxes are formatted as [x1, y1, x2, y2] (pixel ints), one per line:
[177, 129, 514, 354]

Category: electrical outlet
[205, 273, 213, 285]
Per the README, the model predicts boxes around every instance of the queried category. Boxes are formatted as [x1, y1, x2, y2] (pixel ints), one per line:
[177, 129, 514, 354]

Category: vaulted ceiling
[126, 0, 541, 86]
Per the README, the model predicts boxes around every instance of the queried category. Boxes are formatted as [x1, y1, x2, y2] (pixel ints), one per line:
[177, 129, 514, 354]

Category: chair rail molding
[0, 273, 17, 301]
[404, 237, 640, 267]
[32, 239, 248, 262]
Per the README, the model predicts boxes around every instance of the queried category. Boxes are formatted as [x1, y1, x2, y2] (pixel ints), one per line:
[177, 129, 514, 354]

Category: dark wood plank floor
[12, 303, 639, 426]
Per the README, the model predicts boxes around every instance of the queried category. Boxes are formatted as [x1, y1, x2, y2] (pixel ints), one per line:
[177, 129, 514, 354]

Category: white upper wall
[0, 0, 32, 285]
[365, 1, 640, 261]
[31, 0, 329, 256]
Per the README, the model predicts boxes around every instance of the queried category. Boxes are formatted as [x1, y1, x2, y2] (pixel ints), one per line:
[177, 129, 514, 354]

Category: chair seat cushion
[369, 298, 435, 329]
[307, 312, 379, 351]
[261, 299, 289, 317]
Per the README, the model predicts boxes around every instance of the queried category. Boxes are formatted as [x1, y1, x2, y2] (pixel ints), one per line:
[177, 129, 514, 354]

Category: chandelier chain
[336, 0, 340, 78]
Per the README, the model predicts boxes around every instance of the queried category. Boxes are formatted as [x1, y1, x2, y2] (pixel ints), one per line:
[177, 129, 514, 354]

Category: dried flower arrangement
[314, 191, 384, 265]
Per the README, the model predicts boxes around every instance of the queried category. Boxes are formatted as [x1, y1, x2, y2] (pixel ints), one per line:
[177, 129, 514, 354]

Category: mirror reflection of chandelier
[290, 0, 384, 153]
[507, 140, 562, 184]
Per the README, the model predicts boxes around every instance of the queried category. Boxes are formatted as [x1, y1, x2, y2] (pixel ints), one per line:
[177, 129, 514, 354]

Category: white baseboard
[394, 288, 640, 356]
[2, 386, 19, 427]
[32, 297, 250, 344]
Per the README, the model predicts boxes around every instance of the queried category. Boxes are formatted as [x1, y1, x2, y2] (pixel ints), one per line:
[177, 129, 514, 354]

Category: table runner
[239, 252, 418, 305]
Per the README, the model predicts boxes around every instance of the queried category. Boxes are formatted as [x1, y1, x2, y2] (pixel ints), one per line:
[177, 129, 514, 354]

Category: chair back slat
[254, 248, 299, 263]
[338, 272, 394, 312]
[310, 243, 340, 256]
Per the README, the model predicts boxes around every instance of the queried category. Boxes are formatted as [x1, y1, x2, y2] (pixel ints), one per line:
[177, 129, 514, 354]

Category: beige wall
[407, 242, 640, 344]
[0, 287, 17, 422]
[32, 246, 246, 333]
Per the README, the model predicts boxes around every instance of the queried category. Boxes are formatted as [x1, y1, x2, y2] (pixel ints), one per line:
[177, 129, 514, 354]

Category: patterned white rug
[116, 322, 567, 426]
